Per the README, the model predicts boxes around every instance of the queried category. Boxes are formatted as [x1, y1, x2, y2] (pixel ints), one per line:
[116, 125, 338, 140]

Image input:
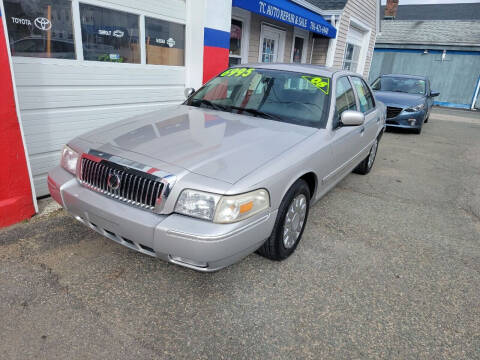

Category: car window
[334, 77, 357, 128]
[186, 68, 332, 129]
[372, 77, 426, 95]
[352, 77, 374, 113]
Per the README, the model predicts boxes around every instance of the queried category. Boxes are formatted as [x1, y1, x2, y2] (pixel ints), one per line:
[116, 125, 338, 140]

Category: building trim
[204, 27, 230, 49]
[374, 48, 480, 56]
[0, 1, 38, 215]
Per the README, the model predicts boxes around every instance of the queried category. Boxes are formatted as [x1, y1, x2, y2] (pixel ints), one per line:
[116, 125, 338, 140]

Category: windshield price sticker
[302, 76, 330, 95]
[220, 68, 255, 78]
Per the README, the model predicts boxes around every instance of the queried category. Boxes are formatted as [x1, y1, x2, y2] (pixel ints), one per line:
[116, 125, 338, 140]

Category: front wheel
[257, 179, 310, 261]
[354, 137, 379, 175]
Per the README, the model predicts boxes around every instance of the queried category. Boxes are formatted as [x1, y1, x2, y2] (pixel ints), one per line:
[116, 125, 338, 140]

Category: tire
[257, 179, 310, 261]
[424, 116, 429, 123]
[354, 137, 379, 175]
[413, 126, 422, 134]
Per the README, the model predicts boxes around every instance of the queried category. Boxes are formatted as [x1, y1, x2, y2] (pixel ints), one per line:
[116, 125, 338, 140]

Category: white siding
[85, 0, 186, 21]
[333, 0, 378, 77]
[12, 0, 186, 196]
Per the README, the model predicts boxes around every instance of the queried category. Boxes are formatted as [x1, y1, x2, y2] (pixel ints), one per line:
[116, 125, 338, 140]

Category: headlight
[60, 145, 79, 175]
[404, 103, 425, 112]
[175, 189, 270, 223]
[214, 189, 270, 223]
[175, 190, 221, 221]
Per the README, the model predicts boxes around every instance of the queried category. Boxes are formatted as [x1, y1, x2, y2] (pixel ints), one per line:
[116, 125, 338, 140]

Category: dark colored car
[371, 74, 439, 134]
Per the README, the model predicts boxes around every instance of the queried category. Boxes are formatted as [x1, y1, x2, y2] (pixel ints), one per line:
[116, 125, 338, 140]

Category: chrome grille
[386, 106, 403, 119]
[80, 157, 164, 210]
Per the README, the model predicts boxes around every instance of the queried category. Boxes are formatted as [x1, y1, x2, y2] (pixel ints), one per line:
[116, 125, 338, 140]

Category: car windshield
[185, 68, 331, 128]
[372, 77, 426, 95]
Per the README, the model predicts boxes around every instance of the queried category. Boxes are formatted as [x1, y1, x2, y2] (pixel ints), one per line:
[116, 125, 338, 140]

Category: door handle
[360, 126, 365, 134]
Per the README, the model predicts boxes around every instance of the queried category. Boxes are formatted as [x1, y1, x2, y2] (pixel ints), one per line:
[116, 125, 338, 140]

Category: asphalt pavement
[1, 107, 479, 359]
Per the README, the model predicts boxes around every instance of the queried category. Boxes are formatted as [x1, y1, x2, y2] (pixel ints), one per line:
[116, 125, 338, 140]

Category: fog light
[169, 255, 208, 268]
[408, 118, 417, 125]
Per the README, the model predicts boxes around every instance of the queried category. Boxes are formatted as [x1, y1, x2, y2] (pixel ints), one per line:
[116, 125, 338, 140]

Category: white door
[259, 25, 285, 63]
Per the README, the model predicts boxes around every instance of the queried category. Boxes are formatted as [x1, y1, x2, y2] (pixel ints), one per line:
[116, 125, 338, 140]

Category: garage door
[4, 0, 186, 196]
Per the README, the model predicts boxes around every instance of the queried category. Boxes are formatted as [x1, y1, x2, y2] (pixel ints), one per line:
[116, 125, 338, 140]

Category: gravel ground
[1, 107, 479, 360]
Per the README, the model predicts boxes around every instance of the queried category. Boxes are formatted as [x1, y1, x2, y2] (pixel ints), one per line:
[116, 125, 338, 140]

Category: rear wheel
[354, 137, 379, 175]
[257, 180, 310, 261]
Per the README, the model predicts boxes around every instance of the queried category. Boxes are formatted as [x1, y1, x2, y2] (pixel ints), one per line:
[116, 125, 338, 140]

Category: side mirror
[184, 87, 195, 99]
[341, 110, 365, 126]
[430, 91, 440, 97]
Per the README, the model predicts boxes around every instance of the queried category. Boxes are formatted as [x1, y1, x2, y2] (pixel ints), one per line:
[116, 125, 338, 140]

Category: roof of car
[232, 63, 352, 77]
[380, 74, 427, 80]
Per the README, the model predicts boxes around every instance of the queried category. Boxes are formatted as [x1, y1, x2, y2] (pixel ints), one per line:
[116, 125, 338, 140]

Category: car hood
[77, 105, 317, 184]
[374, 91, 425, 108]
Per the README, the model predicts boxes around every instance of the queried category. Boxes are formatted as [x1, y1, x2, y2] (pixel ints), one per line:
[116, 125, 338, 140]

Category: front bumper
[386, 110, 426, 129]
[48, 166, 276, 272]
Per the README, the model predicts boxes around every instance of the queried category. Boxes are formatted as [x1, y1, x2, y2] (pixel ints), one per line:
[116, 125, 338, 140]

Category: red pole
[0, 5, 36, 227]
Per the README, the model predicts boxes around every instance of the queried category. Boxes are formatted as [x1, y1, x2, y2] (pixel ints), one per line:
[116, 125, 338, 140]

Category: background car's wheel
[354, 137, 379, 175]
[257, 179, 310, 261]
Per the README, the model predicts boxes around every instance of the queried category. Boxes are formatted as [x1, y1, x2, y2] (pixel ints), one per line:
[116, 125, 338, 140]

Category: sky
[381, 0, 479, 4]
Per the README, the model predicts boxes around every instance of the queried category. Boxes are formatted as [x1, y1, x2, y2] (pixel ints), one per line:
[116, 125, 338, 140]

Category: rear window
[372, 77, 426, 95]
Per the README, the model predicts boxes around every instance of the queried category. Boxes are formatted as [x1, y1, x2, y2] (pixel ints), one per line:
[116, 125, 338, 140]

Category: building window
[145, 17, 185, 66]
[229, 19, 243, 66]
[342, 43, 360, 71]
[292, 36, 304, 63]
[4, 0, 75, 59]
[80, 4, 140, 63]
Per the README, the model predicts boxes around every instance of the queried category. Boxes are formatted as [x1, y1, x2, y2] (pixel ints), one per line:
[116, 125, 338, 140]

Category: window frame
[230, 7, 251, 65]
[3, 0, 77, 60]
[290, 27, 309, 64]
[350, 76, 376, 114]
[5, 0, 187, 68]
[333, 75, 359, 130]
[342, 42, 360, 72]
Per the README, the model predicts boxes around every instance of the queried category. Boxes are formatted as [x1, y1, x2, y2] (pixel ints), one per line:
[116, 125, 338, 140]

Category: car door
[323, 76, 364, 187]
[350, 77, 380, 150]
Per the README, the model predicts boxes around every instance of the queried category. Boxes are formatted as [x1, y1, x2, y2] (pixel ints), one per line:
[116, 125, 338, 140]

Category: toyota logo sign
[34, 17, 52, 31]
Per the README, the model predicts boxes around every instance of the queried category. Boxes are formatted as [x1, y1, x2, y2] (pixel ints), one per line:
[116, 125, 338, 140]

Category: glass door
[259, 25, 284, 63]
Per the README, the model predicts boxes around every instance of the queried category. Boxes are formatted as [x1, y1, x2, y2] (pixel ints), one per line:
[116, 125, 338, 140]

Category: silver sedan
[48, 64, 386, 271]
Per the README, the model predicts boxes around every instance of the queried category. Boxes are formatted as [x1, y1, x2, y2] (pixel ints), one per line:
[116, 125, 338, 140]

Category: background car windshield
[372, 77, 426, 95]
[186, 68, 331, 128]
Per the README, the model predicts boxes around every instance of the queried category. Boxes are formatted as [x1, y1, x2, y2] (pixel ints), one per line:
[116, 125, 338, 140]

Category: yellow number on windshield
[302, 76, 330, 95]
[220, 68, 255, 78]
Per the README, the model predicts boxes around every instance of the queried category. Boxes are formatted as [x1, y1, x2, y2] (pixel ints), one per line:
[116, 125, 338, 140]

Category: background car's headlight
[404, 103, 425, 112]
[60, 145, 79, 175]
[175, 190, 221, 221]
[175, 189, 270, 223]
[214, 189, 270, 224]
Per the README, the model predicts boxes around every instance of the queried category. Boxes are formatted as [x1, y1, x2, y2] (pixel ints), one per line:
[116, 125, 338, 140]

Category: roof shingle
[303, 0, 348, 11]
[381, 3, 480, 21]
[377, 20, 480, 47]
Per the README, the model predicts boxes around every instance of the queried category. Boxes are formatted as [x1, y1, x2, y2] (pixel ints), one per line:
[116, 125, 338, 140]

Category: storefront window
[343, 43, 360, 71]
[80, 4, 140, 63]
[292, 36, 304, 63]
[4, 0, 75, 59]
[229, 19, 242, 66]
[145, 17, 185, 66]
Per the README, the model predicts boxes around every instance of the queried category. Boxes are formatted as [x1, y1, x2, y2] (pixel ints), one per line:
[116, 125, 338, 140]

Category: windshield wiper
[193, 99, 229, 112]
[229, 106, 281, 120]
